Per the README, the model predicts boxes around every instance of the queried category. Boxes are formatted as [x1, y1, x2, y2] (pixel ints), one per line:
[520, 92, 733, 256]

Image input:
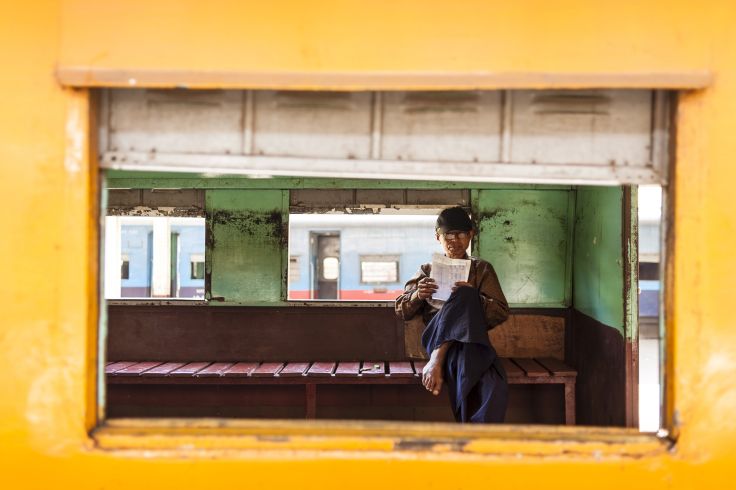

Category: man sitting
[394, 207, 510, 423]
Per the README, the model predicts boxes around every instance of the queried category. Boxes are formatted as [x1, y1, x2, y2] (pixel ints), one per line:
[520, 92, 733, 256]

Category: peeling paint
[26, 365, 81, 456]
[107, 206, 203, 217]
[206, 190, 286, 303]
[204, 214, 215, 300]
[210, 210, 282, 241]
[476, 190, 571, 305]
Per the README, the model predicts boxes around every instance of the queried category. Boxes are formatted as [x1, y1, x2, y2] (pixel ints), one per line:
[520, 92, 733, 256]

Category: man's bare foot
[422, 359, 444, 396]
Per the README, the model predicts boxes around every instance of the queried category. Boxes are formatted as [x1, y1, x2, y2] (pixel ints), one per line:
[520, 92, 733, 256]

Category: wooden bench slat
[252, 362, 285, 377]
[535, 357, 578, 377]
[279, 362, 310, 377]
[499, 358, 525, 378]
[512, 358, 550, 377]
[307, 362, 336, 377]
[115, 361, 164, 376]
[105, 361, 138, 374]
[222, 362, 259, 377]
[388, 362, 415, 377]
[104, 358, 575, 380]
[105, 357, 576, 425]
[141, 362, 186, 376]
[412, 360, 427, 377]
[171, 362, 212, 377]
[335, 362, 360, 377]
[105, 358, 576, 381]
[196, 362, 235, 377]
[361, 361, 385, 377]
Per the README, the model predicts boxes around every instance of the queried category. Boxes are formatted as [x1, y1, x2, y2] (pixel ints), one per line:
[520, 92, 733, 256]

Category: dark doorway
[311, 232, 340, 299]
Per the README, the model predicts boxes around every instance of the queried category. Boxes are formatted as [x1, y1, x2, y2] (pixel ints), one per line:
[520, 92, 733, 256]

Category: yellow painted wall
[2, 0, 736, 487]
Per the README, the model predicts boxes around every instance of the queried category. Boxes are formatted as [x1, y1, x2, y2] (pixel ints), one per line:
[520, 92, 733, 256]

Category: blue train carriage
[287, 213, 442, 300]
[107, 216, 206, 299]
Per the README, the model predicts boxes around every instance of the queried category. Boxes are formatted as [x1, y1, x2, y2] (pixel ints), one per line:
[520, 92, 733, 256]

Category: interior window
[287, 211, 445, 301]
[120, 254, 130, 280]
[104, 216, 205, 299]
[190, 253, 205, 280]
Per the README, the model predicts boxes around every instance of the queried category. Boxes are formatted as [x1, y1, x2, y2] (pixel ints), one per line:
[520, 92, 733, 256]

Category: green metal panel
[106, 170, 583, 308]
[572, 186, 625, 332]
[170, 232, 179, 296]
[474, 189, 572, 307]
[206, 190, 286, 304]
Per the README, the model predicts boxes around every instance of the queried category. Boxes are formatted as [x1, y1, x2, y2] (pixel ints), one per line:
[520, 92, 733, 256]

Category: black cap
[436, 206, 473, 233]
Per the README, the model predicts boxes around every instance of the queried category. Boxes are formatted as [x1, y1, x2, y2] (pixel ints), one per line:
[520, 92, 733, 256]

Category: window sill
[92, 418, 670, 459]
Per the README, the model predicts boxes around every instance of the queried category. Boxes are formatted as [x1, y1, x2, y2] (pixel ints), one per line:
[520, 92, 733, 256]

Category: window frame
[104, 209, 206, 302]
[286, 204, 452, 304]
[89, 89, 678, 461]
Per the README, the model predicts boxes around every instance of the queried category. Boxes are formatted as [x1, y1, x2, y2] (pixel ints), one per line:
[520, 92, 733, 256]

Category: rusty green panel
[206, 190, 287, 304]
[474, 189, 573, 306]
[573, 186, 624, 333]
[625, 186, 639, 342]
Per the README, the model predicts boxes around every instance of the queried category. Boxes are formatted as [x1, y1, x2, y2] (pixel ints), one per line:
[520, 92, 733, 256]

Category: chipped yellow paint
[3, 1, 736, 488]
[94, 419, 664, 458]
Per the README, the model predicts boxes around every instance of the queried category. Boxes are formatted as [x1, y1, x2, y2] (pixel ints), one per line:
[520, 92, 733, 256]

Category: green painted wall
[105, 171, 597, 309]
[206, 190, 287, 304]
[572, 186, 625, 332]
[106, 172, 637, 360]
[474, 189, 574, 307]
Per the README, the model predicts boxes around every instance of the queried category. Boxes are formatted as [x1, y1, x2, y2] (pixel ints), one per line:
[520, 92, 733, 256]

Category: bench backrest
[107, 305, 567, 362]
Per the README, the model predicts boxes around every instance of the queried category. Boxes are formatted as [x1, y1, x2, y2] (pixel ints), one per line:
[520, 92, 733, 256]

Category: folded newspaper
[429, 253, 471, 302]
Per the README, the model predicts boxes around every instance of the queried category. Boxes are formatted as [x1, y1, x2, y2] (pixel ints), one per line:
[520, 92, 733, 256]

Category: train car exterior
[3, 2, 736, 489]
[105, 214, 439, 301]
[109, 217, 206, 299]
[288, 214, 440, 300]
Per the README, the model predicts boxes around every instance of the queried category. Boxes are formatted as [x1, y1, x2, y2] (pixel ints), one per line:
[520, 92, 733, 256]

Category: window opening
[322, 257, 339, 280]
[120, 254, 130, 280]
[288, 211, 450, 301]
[98, 88, 672, 437]
[360, 255, 400, 284]
[288, 256, 301, 284]
[104, 216, 205, 299]
[190, 253, 205, 280]
[638, 185, 663, 432]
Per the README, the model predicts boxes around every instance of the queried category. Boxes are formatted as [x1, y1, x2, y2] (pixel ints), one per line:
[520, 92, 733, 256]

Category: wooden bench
[106, 357, 577, 424]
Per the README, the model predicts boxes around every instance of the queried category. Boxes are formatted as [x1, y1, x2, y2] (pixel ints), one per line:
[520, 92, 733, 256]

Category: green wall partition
[206, 189, 287, 304]
[474, 189, 574, 307]
[572, 186, 625, 332]
[106, 171, 584, 308]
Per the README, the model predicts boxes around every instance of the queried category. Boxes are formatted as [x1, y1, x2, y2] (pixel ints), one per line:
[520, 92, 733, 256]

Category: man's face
[436, 229, 474, 259]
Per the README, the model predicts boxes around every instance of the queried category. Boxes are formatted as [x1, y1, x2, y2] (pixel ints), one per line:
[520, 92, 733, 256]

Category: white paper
[429, 253, 471, 302]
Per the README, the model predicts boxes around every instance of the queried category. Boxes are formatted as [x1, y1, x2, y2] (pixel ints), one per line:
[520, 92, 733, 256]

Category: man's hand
[452, 281, 474, 292]
[416, 277, 438, 300]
